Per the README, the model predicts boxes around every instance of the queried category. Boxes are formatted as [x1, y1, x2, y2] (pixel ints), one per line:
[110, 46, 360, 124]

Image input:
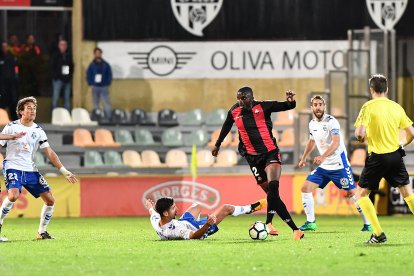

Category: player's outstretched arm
[189, 215, 217, 239]
[0, 131, 26, 140]
[145, 199, 155, 213]
[298, 139, 315, 168]
[42, 147, 78, 184]
[286, 90, 296, 102]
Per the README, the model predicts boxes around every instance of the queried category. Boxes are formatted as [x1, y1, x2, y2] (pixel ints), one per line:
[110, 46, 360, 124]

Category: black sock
[267, 180, 298, 231]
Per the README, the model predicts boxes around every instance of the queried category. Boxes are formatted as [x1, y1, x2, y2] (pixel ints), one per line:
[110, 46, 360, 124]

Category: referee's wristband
[59, 166, 71, 176]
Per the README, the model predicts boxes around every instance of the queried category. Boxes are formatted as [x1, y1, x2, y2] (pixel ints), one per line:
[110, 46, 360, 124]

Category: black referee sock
[266, 180, 298, 231]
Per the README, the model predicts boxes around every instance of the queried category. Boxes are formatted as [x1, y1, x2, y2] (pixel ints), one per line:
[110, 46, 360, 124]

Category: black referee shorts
[359, 148, 409, 191]
[245, 149, 281, 184]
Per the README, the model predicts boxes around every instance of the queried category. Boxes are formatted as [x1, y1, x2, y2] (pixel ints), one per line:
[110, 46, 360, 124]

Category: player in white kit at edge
[297, 95, 372, 232]
[0, 97, 77, 242]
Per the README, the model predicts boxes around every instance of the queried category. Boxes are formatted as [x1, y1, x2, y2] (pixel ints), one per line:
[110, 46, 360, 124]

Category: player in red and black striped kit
[212, 86, 304, 240]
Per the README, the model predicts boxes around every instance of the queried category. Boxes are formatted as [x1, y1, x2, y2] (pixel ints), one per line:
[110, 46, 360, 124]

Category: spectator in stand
[86, 47, 112, 120]
[20, 34, 42, 96]
[51, 39, 73, 111]
[0, 41, 19, 120]
[7, 34, 21, 57]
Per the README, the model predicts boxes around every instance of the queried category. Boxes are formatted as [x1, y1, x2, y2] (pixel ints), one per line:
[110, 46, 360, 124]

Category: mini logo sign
[142, 180, 221, 209]
[366, 0, 408, 30]
[128, 45, 196, 77]
[171, 0, 223, 37]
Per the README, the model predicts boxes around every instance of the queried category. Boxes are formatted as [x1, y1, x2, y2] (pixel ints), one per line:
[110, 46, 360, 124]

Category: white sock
[231, 205, 251, 216]
[302, 192, 315, 222]
[0, 197, 14, 225]
[350, 195, 370, 225]
[38, 205, 54, 233]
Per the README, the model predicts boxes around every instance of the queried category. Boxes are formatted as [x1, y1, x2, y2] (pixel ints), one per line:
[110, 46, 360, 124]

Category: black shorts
[245, 149, 281, 184]
[359, 148, 409, 191]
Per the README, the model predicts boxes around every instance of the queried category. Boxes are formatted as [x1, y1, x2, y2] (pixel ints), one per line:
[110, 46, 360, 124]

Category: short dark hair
[155, 197, 174, 216]
[369, 74, 388, 93]
[94, 47, 102, 54]
[310, 95, 326, 105]
[16, 96, 37, 118]
[238, 86, 254, 96]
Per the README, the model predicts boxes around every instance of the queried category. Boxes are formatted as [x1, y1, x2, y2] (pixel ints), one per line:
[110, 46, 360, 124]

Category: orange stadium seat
[230, 131, 239, 147]
[94, 129, 121, 147]
[122, 150, 143, 168]
[208, 129, 232, 148]
[278, 128, 294, 147]
[73, 128, 97, 147]
[141, 150, 166, 168]
[165, 149, 188, 168]
[213, 149, 238, 167]
[274, 110, 295, 126]
[196, 149, 215, 167]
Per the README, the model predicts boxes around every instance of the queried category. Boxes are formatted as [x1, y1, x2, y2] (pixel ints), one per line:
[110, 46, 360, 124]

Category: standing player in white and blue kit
[0, 97, 77, 242]
[297, 95, 371, 232]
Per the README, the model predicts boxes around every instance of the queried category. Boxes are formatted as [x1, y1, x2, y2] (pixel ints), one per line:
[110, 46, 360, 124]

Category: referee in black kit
[212, 86, 304, 240]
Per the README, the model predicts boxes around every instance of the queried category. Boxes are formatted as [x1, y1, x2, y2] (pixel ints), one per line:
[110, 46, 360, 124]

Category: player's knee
[8, 193, 19, 202]
[301, 185, 312, 193]
[268, 180, 280, 195]
[44, 198, 55, 206]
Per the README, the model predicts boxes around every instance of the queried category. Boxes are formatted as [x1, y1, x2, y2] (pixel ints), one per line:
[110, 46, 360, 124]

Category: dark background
[83, 0, 414, 41]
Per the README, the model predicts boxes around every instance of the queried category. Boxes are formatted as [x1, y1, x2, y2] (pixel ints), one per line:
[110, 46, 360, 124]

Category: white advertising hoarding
[98, 41, 348, 79]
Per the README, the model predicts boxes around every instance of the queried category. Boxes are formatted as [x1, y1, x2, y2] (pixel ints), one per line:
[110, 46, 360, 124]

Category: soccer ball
[249, 221, 268, 240]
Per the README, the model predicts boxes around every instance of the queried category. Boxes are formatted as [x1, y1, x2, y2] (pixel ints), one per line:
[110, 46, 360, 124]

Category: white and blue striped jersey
[0, 120, 50, 172]
[149, 208, 197, 240]
[309, 114, 350, 170]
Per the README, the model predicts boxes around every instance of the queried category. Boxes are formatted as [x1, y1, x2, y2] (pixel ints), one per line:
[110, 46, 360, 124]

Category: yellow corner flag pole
[190, 144, 198, 183]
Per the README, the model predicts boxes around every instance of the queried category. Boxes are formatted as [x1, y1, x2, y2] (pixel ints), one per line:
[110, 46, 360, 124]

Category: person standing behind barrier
[51, 39, 73, 111]
[86, 47, 112, 120]
[0, 41, 19, 120]
[20, 34, 42, 96]
[354, 74, 414, 244]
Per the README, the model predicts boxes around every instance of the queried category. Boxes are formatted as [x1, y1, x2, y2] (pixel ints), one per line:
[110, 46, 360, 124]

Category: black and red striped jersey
[215, 100, 296, 155]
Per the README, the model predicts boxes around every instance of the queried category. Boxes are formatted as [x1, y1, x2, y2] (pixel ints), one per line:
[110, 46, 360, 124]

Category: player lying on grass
[297, 95, 372, 232]
[145, 197, 266, 240]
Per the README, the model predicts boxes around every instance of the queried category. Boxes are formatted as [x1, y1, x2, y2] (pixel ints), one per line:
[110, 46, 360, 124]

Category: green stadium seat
[161, 128, 184, 147]
[103, 151, 128, 168]
[34, 152, 52, 169]
[181, 109, 204, 126]
[185, 129, 209, 146]
[84, 150, 105, 167]
[134, 129, 159, 146]
[206, 109, 226, 126]
[115, 129, 135, 146]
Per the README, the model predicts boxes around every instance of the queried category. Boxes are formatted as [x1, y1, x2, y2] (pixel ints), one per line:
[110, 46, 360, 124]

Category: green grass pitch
[1, 215, 413, 275]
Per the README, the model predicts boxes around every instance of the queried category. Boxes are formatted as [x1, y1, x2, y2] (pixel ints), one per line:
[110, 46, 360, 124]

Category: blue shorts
[3, 169, 50, 198]
[306, 166, 356, 190]
[179, 212, 219, 237]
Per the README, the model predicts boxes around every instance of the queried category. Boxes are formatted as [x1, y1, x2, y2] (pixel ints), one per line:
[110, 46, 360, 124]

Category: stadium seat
[94, 129, 121, 147]
[34, 152, 52, 169]
[103, 151, 127, 167]
[115, 129, 135, 145]
[111, 108, 129, 125]
[71, 108, 98, 126]
[278, 128, 294, 147]
[158, 108, 179, 127]
[59, 155, 81, 169]
[90, 108, 109, 125]
[122, 150, 143, 168]
[206, 108, 226, 126]
[208, 129, 232, 148]
[272, 129, 279, 142]
[230, 131, 239, 147]
[161, 128, 184, 147]
[130, 108, 156, 126]
[213, 149, 238, 167]
[165, 149, 188, 168]
[274, 110, 295, 126]
[141, 150, 166, 167]
[350, 148, 366, 166]
[0, 108, 11, 125]
[73, 128, 98, 147]
[51, 107, 75, 126]
[180, 109, 204, 126]
[185, 129, 209, 146]
[134, 129, 159, 146]
[196, 149, 215, 167]
[84, 150, 105, 167]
